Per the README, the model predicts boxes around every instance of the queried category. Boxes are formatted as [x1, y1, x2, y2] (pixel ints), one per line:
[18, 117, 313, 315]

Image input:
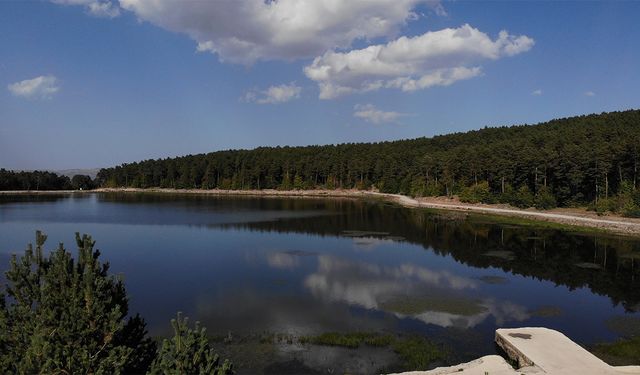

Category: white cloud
[8, 75, 60, 99]
[52, 0, 120, 18]
[353, 104, 406, 124]
[584, 91, 596, 97]
[87, 1, 120, 17]
[532, 89, 542, 96]
[244, 82, 302, 104]
[431, 2, 448, 17]
[118, 0, 444, 64]
[304, 24, 534, 99]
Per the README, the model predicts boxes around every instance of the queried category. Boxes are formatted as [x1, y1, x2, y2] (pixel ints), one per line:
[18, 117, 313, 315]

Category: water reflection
[299, 254, 527, 329]
[1, 193, 640, 371]
[222, 201, 640, 312]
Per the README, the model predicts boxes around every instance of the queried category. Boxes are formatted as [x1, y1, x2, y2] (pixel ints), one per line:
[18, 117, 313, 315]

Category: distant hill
[54, 168, 101, 179]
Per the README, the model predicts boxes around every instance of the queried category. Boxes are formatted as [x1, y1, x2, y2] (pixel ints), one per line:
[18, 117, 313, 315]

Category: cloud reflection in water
[303, 255, 528, 328]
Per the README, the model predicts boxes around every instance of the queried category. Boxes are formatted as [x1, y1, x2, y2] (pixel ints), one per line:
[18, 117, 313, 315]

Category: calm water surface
[1, 193, 639, 373]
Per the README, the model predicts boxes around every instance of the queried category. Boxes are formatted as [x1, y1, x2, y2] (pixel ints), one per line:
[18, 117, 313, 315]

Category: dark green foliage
[620, 183, 640, 217]
[391, 336, 445, 370]
[593, 337, 640, 365]
[511, 185, 535, 208]
[299, 332, 394, 348]
[0, 231, 156, 374]
[459, 181, 493, 204]
[534, 186, 558, 209]
[299, 332, 443, 370]
[71, 174, 95, 190]
[623, 204, 640, 218]
[366, 334, 394, 347]
[95, 110, 640, 209]
[595, 197, 617, 215]
[149, 312, 233, 375]
[0, 232, 231, 374]
[299, 332, 376, 348]
[0, 169, 73, 190]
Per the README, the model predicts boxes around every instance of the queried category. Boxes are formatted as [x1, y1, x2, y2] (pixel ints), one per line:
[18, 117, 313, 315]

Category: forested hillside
[91, 110, 638, 214]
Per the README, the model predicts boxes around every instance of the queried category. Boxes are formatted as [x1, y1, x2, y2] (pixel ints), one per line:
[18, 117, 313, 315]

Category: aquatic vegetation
[391, 336, 445, 370]
[593, 337, 640, 365]
[593, 316, 640, 366]
[299, 332, 445, 370]
[300, 332, 375, 349]
[365, 334, 395, 347]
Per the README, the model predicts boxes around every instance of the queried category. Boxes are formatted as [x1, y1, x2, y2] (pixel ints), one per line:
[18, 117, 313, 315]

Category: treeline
[0, 169, 95, 191]
[90, 109, 638, 214]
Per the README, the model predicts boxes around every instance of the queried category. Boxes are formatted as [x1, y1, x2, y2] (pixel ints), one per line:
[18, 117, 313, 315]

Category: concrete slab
[387, 355, 543, 374]
[496, 327, 640, 375]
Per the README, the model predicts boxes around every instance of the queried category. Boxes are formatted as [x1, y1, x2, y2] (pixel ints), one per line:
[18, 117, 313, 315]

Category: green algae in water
[299, 332, 445, 371]
[391, 336, 445, 370]
[592, 316, 640, 366]
[593, 337, 640, 366]
[300, 332, 365, 348]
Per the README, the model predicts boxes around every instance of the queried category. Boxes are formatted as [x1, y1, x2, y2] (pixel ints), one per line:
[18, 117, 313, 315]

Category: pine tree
[149, 312, 233, 375]
[0, 231, 156, 374]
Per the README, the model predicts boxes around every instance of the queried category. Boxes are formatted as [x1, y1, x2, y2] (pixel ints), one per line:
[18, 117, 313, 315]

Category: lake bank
[2, 187, 640, 237]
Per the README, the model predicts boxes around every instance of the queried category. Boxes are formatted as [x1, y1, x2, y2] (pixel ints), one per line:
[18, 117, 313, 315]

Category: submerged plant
[300, 331, 444, 370]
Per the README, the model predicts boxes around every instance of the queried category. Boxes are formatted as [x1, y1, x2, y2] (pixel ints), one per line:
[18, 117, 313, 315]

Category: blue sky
[1, 1, 639, 170]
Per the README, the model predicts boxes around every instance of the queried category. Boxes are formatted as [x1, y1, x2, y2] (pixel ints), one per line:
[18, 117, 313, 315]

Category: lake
[1, 193, 639, 374]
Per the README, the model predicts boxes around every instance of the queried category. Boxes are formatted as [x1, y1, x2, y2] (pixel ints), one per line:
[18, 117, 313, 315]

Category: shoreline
[2, 187, 640, 237]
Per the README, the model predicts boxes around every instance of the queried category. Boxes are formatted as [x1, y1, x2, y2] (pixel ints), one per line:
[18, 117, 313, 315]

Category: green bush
[149, 312, 232, 375]
[632, 189, 640, 207]
[497, 183, 515, 205]
[595, 197, 617, 215]
[534, 186, 557, 209]
[623, 201, 640, 218]
[409, 176, 426, 197]
[459, 181, 493, 204]
[293, 174, 304, 190]
[510, 185, 534, 208]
